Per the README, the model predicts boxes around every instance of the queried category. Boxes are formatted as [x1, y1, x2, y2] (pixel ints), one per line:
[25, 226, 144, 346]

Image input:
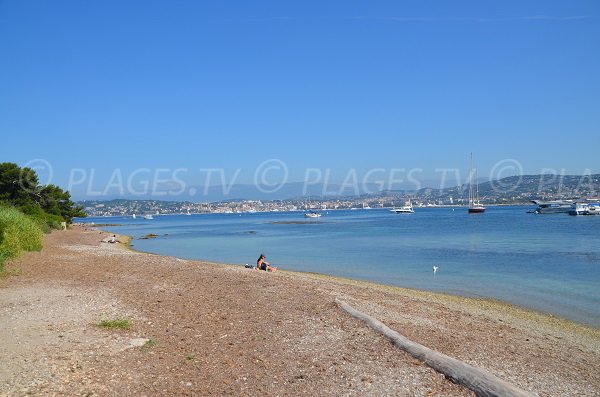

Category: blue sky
[1, 1, 598, 199]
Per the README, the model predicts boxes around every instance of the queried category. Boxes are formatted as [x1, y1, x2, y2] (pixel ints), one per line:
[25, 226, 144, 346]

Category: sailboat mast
[469, 152, 474, 206]
[475, 167, 480, 204]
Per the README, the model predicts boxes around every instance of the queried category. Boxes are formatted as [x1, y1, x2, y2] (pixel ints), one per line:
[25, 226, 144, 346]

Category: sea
[79, 206, 600, 328]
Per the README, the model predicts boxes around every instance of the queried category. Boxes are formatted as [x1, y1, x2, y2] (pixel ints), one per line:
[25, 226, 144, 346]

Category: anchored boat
[569, 201, 600, 215]
[468, 153, 485, 214]
[390, 201, 414, 214]
[530, 200, 573, 214]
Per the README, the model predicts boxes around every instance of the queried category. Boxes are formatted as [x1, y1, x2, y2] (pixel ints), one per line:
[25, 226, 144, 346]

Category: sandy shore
[1, 227, 598, 396]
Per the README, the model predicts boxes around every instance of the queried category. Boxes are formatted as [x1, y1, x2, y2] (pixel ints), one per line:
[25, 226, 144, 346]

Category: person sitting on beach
[256, 254, 277, 272]
[109, 235, 119, 244]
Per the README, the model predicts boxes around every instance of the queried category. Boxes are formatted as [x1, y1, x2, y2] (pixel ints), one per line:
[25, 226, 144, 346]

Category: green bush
[0, 206, 43, 271]
[20, 204, 63, 233]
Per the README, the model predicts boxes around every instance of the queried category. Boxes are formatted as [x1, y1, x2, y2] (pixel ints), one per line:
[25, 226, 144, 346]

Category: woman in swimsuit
[256, 254, 277, 271]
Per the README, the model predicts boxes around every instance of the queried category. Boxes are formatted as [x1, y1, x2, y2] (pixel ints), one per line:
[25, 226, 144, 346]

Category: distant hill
[412, 174, 599, 204]
[76, 174, 599, 205]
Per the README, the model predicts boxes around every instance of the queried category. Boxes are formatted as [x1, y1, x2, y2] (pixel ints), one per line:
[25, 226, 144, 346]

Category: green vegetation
[0, 162, 86, 272]
[98, 318, 132, 330]
[0, 162, 86, 225]
[0, 206, 43, 273]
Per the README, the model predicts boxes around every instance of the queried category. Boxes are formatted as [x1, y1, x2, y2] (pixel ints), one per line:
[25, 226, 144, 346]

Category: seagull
[432, 266, 439, 275]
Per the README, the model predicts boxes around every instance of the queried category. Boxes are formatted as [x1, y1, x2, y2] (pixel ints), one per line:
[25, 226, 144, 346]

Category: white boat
[186, 209, 191, 215]
[531, 200, 573, 214]
[390, 201, 414, 214]
[569, 201, 600, 215]
[468, 153, 485, 214]
[132, 214, 136, 219]
[304, 211, 322, 218]
[304, 194, 321, 218]
[143, 214, 154, 220]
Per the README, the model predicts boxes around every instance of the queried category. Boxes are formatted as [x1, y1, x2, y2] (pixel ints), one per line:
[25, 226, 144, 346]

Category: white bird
[432, 266, 439, 274]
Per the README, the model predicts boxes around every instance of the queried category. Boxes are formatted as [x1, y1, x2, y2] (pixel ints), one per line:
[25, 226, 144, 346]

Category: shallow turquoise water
[81, 206, 600, 327]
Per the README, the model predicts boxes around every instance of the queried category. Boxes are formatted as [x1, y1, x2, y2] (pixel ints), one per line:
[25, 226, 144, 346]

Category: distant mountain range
[74, 174, 599, 203]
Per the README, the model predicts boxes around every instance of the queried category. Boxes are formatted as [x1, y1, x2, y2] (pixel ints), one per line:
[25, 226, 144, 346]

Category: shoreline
[105, 226, 600, 351]
[1, 226, 598, 396]
[128, 240, 600, 336]
[103, 226, 599, 332]
[280, 270, 600, 336]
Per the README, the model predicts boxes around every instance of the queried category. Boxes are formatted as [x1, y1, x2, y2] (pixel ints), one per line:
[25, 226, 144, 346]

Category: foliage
[0, 162, 86, 226]
[0, 206, 43, 272]
[20, 205, 64, 233]
[0, 162, 39, 207]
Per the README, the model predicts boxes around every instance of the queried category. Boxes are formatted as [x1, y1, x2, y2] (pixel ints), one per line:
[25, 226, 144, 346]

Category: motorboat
[530, 200, 573, 214]
[304, 194, 321, 217]
[304, 211, 322, 218]
[569, 201, 600, 215]
[390, 201, 414, 214]
[142, 214, 154, 220]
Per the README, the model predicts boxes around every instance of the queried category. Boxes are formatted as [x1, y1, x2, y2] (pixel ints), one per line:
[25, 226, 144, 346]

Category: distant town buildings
[79, 174, 599, 217]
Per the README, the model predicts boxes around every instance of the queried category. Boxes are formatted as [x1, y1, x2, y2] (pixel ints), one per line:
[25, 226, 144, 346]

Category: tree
[0, 162, 39, 207]
[0, 162, 86, 224]
[38, 184, 86, 222]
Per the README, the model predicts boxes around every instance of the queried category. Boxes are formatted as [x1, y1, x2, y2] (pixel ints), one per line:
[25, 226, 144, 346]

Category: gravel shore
[1, 226, 598, 396]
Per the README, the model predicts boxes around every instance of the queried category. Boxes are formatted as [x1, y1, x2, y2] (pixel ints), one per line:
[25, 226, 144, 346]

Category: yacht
[390, 201, 414, 214]
[531, 200, 573, 214]
[569, 201, 600, 216]
[142, 214, 154, 220]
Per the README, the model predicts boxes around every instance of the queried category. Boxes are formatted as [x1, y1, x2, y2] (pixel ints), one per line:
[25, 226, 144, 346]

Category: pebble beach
[1, 226, 599, 396]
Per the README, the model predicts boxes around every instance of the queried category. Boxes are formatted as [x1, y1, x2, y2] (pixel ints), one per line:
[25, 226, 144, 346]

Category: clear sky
[1, 1, 598, 199]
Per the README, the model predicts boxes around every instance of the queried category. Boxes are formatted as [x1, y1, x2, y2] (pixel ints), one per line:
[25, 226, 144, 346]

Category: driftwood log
[336, 299, 535, 397]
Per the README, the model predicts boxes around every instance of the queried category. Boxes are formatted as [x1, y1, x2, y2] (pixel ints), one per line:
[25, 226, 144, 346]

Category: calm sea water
[80, 206, 600, 328]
